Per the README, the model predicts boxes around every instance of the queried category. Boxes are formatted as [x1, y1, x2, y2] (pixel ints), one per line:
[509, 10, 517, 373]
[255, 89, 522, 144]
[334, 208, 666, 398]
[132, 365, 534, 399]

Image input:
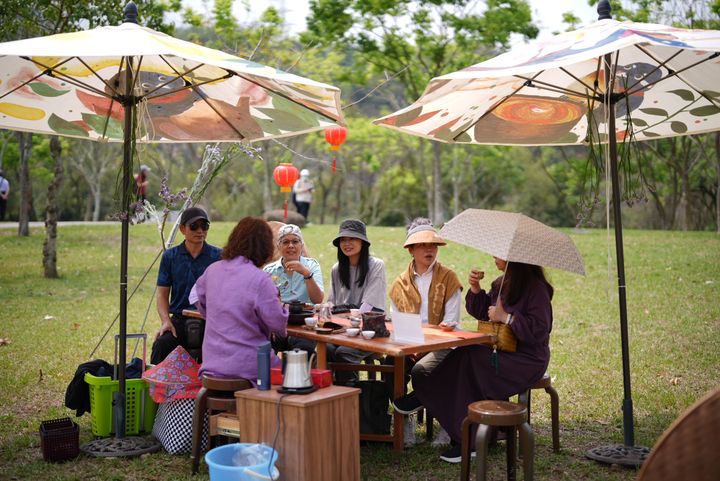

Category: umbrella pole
[586, 0, 650, 466]
[114, 82, 133, 439]
[80, 2, 161, 457]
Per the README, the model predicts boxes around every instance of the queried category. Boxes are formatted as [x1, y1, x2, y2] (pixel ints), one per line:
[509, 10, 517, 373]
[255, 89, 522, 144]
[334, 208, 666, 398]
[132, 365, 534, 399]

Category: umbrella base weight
[586, 443, 650, 467]
[80, 436, 161, 458]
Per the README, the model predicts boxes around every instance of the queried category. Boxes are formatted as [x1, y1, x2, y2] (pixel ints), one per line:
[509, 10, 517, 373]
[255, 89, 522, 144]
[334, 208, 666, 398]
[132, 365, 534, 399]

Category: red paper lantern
[273, 163, 299, 193]
[273, 163, 299, 220]
[324, 126, 347, 173]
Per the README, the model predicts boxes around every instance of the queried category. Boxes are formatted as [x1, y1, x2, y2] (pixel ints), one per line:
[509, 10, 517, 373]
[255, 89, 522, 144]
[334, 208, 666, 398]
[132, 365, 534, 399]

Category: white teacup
[349, 317, 362, 328]
[304, 317, 317, 328]
[361, 330, 376, 340]
[349, 308, 361, 318]
[346, 328, 360, 337]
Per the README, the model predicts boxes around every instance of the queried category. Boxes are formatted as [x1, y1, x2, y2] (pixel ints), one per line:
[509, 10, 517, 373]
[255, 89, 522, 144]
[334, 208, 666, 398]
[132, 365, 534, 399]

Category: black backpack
[349, 380, 391, 435]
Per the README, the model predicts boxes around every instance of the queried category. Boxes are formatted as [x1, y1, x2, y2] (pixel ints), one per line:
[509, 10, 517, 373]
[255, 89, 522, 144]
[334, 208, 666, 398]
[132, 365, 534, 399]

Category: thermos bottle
[257, 341, 271, 390]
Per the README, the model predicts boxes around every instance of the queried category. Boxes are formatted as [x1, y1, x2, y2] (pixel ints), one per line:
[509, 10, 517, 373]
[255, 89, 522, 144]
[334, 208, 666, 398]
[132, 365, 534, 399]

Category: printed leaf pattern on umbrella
[375, 19, 720, 146]
[0, 22, 344, 143]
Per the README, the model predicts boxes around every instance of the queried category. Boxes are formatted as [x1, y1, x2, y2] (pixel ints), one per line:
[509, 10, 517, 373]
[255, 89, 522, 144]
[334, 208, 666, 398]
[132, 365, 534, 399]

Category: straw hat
[403, 223, 446, 248]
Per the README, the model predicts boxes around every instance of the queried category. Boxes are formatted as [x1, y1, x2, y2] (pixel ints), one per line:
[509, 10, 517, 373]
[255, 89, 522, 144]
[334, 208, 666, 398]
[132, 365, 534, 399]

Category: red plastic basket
[39, 418, 79, 462]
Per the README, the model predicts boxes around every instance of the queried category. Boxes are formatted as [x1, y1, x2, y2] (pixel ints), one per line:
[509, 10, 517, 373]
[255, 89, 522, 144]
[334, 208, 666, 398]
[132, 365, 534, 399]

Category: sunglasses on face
[188, 220, 210, 231]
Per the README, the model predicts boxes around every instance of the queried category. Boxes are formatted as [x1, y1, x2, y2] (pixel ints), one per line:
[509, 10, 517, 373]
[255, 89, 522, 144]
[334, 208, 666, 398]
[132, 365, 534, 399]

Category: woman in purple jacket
[196, 217, 288, 383]
[411, 257, 554, 463]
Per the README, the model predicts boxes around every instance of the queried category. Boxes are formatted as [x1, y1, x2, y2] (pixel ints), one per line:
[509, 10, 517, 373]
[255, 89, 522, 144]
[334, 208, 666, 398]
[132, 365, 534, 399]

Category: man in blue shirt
[151, 207, 222, 364]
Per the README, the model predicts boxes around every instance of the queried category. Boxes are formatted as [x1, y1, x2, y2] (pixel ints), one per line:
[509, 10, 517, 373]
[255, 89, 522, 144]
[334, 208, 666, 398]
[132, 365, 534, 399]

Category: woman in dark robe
[412, 257, 554, 463]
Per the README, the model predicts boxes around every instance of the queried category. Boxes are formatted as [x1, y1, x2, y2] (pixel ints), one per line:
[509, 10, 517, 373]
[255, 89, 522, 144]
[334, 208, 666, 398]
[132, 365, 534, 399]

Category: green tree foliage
[305, 0, 538, 102]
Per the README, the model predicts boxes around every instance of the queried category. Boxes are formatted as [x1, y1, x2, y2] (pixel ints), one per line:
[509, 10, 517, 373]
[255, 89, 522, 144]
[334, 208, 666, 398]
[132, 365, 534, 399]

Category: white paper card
[392, 311, 425, 344]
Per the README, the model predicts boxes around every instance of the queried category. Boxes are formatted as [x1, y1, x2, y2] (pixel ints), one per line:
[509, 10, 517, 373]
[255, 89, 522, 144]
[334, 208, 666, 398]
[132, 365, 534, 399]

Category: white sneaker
[403, 415, 417, 447]
[432, 426, 451, 447]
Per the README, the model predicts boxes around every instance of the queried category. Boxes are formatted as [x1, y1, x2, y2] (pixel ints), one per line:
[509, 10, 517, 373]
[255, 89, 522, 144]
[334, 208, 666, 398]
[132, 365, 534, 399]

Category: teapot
[287, 300, 304, 315]
[282, 348, 316, 391]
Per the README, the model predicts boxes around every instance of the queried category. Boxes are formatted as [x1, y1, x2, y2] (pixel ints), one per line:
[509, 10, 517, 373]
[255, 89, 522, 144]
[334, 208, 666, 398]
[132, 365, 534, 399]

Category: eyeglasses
[280, 239, 301, 246]
[188, 220, 210, 231]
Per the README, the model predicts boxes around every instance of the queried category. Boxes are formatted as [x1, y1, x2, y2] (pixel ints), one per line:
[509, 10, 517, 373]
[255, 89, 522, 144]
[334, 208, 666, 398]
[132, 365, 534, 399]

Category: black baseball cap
[180, 207, 209, 226]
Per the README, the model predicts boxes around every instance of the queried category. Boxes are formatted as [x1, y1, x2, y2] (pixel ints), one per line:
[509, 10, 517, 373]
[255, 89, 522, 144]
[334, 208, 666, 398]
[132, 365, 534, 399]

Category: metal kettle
[282, 348, 316, 390]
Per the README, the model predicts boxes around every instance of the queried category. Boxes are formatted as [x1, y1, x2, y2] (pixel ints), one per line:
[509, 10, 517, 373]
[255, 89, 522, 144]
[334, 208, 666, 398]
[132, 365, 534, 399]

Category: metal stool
[460, 400, 534, 481]
[518, 373, 560, 453]
[190, 375, 252, 474]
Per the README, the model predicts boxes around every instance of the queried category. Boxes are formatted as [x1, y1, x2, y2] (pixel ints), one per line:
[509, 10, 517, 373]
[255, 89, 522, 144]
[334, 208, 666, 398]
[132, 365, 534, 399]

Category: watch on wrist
[304, 272, 313, 280]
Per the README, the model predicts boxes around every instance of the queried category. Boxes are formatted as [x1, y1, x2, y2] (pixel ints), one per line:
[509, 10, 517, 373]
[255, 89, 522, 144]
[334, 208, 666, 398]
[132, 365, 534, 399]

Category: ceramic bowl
[304, 317, 317, 328]
[349, 317, 362, 328]
[346, 328, 360, 337]
[361, 330, 376, 340]
[349, 308, 361, 318]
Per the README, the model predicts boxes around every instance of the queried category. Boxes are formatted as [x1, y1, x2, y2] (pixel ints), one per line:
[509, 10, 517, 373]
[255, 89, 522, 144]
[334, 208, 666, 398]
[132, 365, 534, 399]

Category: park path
[0, 221, 116, 229]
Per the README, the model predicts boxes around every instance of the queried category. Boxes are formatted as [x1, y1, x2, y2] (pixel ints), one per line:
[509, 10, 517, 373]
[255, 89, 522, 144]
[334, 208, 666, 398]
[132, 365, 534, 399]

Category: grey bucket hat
[333, 219, 370, 246]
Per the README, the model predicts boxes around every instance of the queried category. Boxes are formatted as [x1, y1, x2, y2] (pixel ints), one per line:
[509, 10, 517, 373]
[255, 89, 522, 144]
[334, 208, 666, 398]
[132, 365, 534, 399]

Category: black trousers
[150, 314, 204, 364]
[296, 201, 310, 219]
[0, 197, 6, 221]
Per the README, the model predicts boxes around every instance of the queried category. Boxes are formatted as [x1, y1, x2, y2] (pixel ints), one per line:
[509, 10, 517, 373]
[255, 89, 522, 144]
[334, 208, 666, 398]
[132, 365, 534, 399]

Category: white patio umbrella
[374, 0, 720, 466]
[0, 1, 344, 450]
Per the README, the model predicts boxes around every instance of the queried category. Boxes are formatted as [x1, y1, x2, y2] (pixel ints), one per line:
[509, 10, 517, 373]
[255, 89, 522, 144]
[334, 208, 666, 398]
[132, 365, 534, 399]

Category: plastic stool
[518, 373, 560, 453]
[460, 400, 534, 481]
[190, 375, 252, 475]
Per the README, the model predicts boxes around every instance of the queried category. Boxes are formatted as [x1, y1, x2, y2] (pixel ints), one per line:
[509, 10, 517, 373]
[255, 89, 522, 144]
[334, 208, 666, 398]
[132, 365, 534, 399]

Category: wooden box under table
[235, 385, 360, 481]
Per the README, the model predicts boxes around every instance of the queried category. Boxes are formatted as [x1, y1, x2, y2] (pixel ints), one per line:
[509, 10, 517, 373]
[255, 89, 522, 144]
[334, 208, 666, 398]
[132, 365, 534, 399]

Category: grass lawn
[1, 222, 718, 480]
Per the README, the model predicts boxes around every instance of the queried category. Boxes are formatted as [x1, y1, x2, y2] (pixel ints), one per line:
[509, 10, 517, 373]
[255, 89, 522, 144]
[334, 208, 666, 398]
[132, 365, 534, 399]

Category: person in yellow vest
[389, 218, 462, 416]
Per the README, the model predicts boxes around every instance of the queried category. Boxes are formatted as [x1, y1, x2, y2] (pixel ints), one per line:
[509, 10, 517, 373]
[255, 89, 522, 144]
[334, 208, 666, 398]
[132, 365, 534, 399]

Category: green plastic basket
[85, 373, 157, 437]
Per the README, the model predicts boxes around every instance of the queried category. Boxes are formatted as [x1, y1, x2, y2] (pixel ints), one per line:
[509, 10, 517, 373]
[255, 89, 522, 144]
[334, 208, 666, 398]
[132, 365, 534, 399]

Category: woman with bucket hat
[326, 219, 387, 385]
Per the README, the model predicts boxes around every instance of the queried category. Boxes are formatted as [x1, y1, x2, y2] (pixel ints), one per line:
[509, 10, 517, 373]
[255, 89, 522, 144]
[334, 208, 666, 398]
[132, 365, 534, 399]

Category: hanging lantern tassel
[283, 195, 289, 220]
[324, 126, 347, 174]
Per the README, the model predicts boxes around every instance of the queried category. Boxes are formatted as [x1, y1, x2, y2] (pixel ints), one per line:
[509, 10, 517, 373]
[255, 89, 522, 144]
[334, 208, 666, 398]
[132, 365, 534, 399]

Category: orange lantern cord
[325, 126, 347, 174]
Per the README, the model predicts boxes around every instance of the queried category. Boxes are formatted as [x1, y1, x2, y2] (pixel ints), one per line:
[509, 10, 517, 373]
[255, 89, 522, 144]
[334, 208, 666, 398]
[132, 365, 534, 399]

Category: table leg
[392, 355, 406, 451]
[316, 342, 327, 369]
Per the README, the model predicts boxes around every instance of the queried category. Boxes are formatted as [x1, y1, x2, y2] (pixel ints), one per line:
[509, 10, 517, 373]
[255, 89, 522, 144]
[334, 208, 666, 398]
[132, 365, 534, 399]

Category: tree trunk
[92, 183, 102, 221]
[332, 174, 345, 224]
[263, 155, 272, 212]
[316, 169, 332, 225]
[716, 132, 720, 234]
[17, 132, 33, 236]
[432, 142, 445, 223]
[83, 193, 93, 221]
[43, 136, 63, 278]
[419, 147, 432, 219]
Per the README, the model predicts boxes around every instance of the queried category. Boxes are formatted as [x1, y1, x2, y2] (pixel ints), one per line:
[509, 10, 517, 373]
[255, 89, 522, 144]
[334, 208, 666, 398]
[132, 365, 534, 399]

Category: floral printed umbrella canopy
[0, 2, 344, 446]
[376, 1, 720, 466]
[0, 14, 343, 142]
[375, 16, 720, 145]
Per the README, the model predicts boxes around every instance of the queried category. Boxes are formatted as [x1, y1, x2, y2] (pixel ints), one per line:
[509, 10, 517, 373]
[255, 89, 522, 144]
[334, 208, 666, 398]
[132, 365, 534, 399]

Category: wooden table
[235, 385, 360, 481]
[288, 317, 495, 450]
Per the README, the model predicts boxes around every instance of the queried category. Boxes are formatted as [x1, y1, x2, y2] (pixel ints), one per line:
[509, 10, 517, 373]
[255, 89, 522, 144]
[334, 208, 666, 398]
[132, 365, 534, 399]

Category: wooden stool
[190, 375, 252, 474]
[518, 373, 560, 453]
[460, 400, 534, 481]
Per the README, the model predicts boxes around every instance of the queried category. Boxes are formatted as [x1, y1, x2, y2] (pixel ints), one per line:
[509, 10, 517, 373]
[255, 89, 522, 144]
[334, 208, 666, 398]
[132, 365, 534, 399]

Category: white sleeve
[442, 288, 462, 324]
